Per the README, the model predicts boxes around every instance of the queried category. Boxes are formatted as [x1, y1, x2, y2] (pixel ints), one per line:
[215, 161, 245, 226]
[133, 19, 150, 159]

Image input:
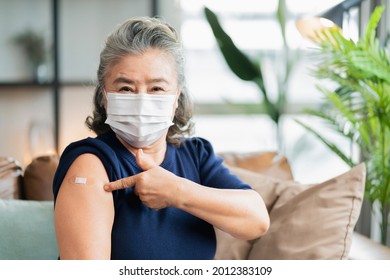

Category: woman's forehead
[106, 49, 178, 84]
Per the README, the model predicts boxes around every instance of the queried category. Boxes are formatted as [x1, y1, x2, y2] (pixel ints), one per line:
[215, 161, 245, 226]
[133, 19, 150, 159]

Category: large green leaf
[203, 6, 279, 123]
[203, 7, 262, 83]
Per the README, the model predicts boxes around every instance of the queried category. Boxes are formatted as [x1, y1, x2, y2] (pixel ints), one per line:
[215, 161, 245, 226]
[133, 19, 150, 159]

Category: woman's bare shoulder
[56, 153, 113, 208]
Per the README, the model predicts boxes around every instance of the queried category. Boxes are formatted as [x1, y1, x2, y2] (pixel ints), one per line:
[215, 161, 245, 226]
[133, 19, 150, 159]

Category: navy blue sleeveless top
[53, 130, 251, 260]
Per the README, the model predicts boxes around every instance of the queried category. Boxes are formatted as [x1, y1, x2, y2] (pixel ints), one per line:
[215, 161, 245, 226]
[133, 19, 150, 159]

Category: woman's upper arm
[54, 153, 114, 260]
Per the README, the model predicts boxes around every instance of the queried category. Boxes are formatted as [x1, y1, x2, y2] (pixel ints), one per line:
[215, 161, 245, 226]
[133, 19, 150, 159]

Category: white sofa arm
[349, 232, 390, 260]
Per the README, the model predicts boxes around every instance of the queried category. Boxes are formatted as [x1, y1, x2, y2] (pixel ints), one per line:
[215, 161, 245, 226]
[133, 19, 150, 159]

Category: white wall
[0, 87, 53, 166]
[59, 86, 96, 154]
[60, 0, 150, 81]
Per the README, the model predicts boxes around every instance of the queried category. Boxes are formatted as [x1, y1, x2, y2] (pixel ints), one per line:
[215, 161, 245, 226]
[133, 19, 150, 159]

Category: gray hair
[86, 17, 194, 146]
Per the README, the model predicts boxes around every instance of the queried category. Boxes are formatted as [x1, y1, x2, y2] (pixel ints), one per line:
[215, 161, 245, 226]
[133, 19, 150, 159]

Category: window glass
[179, 0, 348, 104]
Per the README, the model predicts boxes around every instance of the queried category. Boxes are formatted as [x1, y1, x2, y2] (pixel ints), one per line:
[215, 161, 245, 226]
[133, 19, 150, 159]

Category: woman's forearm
[174, 178, 270, 240]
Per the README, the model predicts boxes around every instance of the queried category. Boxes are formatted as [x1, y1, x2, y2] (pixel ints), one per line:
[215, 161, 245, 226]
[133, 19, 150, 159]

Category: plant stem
[380, 118, 390, 245]
[381, 204, 389, 245]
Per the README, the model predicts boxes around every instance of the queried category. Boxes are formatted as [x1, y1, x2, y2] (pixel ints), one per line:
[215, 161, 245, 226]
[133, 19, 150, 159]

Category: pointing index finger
[104, 175, 137, 191]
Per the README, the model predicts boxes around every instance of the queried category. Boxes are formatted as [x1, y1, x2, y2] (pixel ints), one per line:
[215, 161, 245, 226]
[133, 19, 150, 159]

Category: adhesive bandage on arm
[74, 177, 87, 185]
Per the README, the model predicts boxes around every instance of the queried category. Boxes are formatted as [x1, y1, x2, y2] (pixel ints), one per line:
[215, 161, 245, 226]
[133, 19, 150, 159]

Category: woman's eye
[151, 87, 164, 93]
[119, 86, 134, 92]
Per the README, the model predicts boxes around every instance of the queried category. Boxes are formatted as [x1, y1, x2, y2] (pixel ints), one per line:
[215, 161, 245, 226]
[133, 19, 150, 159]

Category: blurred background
[0, 0, 388, 185]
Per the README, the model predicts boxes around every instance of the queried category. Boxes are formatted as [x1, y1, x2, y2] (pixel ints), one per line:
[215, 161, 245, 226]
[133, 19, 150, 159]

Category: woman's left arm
[174, 178, 270, 240]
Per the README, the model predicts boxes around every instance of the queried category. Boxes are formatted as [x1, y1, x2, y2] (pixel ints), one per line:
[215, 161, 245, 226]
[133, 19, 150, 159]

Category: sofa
[1, 152, 390, 260]
[0, 155, 58, 260]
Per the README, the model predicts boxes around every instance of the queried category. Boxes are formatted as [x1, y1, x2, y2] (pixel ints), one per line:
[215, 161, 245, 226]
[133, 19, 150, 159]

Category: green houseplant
[297, 6, 390, 245]
[203, 0, 296, 150]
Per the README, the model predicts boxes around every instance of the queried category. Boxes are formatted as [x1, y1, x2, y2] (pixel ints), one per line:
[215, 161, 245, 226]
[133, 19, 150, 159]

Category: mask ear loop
[174, 89, 181, 110]
[102, 88, 108, 111]
[171, 89, 181, 121]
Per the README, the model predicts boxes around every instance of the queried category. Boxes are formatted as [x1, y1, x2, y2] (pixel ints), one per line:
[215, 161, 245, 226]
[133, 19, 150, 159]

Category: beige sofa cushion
[215, 160, 366, 260]
[215, 152, 295, 260]
[248, 163, 365, 259]
[214, 164, 305, 260]
[218, 151, 293, 180]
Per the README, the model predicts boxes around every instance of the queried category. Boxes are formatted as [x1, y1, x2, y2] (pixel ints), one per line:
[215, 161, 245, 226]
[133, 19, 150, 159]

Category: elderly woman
[53, 17, 269, 260]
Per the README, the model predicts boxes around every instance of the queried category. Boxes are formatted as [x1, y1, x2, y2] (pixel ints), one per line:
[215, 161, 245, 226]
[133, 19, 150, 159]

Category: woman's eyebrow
[146, 78, 169, 84]
[113, 77, 135, 84]
[112, 77, 169, 85]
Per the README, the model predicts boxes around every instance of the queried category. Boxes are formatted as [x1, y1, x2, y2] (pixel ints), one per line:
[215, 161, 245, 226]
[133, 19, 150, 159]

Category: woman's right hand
[104, 149, 183, 210]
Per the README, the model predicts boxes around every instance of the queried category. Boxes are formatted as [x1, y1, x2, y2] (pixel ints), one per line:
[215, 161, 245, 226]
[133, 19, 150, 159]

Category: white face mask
[105, 92, 177, 148]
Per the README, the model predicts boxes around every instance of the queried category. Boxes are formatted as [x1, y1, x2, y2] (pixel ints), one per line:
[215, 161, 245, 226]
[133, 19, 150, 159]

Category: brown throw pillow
[23, 155, 59, 201]
[248, 163, 366, 260]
